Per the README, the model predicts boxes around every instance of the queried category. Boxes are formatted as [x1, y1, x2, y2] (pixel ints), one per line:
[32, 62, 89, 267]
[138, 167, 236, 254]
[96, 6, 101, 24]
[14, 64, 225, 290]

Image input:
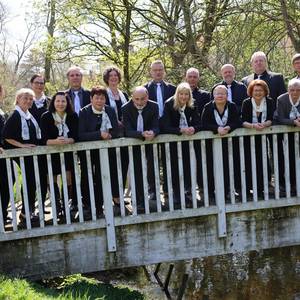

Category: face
[214, 87, 227, 104]
[178, 90, 190, 106]
[252, 85, 266, 101]
[186, 71, 199, 89]
[289, 85, 300, 102]
[108, 70, 120, 86]
[17, 93, 34, 111]
[221, 66, 235, 84]
[132, 90, 148, 109]
[68, 70, 82, 89]
[293, 59, 300, 74]
[91, 94, 106, 111]
[54, 95, 68, 113]
[31, 76, 45, 95]
[150, 63, 165, 82]
[251, 55, 267, 75]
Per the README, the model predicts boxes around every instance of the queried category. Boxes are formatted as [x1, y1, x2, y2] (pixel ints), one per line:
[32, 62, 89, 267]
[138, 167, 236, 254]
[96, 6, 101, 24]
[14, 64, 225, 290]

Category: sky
[2, 0, 33, 40]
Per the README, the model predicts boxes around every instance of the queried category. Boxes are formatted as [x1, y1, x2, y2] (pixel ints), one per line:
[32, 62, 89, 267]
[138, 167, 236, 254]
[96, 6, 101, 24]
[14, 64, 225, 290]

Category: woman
[241, 79, 275, 197]
[275, 78, 300, 195]
[0, 109, 10, 225]
[40, 92, 78, 219]
[78, 86, 119, 218]
[2, 88, 47, 225]
[103, 66, 129, 207]
[202, 85, 241, 199]
[161, 82, 201, 207]
[30, 74, 50, 124]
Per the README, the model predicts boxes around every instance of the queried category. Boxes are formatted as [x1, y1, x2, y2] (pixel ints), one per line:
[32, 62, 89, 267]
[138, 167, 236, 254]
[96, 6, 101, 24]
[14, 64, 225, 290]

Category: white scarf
[214, 103, 228, 127]
[92, 106, 112, 132]
[107, 88, 127, 118]
[15, 105, 41, 140]
[52, 112, 69, 137]
[34, 94, 47, 109]
[179, 105, 188, 129]
[251, 97, 267, 123]
[289, 96, 300, 120]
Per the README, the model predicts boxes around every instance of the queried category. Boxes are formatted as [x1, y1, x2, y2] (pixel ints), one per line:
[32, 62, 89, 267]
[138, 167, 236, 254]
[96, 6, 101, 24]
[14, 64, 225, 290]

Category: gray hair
[288, 78, 300, 89]
[221, 64, 235, 72]
[186, 67, 199, 77]
[14, 88, 35, 105]
[213, 85, 228, 96]
[66, 66, 83, 77]
[251, 51, 267, 63]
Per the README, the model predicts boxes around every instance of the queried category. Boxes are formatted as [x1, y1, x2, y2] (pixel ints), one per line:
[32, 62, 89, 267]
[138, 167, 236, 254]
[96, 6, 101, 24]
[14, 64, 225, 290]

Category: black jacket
[78, 104, 118, 141]
[122, 100, 159, 140]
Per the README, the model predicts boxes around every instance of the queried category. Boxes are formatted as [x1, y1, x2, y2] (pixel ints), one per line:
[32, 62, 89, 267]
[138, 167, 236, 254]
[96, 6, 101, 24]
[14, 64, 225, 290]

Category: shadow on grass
[0, 274, 145, 300]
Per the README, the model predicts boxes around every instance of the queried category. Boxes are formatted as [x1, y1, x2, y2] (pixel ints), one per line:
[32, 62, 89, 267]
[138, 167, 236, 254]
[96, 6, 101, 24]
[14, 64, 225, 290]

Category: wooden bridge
[1, 126, 300, 282]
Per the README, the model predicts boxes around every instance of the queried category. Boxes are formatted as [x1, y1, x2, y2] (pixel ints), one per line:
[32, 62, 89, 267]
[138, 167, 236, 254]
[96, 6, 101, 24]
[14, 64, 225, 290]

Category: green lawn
[0, 274, 145, 300]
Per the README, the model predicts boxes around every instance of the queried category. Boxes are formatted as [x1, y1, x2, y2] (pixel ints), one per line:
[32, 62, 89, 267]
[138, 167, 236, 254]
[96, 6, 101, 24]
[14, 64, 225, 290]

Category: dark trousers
[14, 155, 48, 215]
[132, 145, 155, 206]
[244, 136, 271, 195]
[109, 147, 129, 198]
[0, 159, 10, 222]
[80, 150, 103, 214]
[169, 141, 191, 200]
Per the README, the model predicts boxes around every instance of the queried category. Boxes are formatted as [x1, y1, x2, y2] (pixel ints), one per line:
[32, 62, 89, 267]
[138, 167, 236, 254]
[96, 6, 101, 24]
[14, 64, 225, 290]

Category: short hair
[48, 91, 74, 115]
[30, 74, 45, 84]
[66, 66, 83, 77]
[186, 67, 199, 77]
[173, 82, 193, 110]
[102, 66, 122, 85]
[132, 86, 148, 95]
[14, 88, 35, 105]
[247, 79, 269, 97]
[221, 64, 235, 72]
[150, 59, 164, 69]
[288, 78, 300, 89]
[292, 53, 300, 64]
[251, 51, 267, 63]
[213, 85, 228, 97]
[90, 86, 108, 99]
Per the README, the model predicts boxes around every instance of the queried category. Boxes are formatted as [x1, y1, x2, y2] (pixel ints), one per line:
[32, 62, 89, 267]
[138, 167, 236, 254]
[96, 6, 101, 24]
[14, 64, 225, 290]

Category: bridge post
[100, 148, 117, 252]
[212, 138, 227, 237]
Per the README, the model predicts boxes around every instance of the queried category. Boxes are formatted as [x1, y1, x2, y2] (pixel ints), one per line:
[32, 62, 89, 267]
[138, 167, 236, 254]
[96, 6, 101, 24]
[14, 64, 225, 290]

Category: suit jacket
[212, 80, 248, 112]
[66, 88, 91, 110]
[242, 70, 286, 102]
[161, 98, 201, 134]
[144, 80, 176, 103]
[192, 87, 211, 116]
[78, 104, 118, 141]
[274, 92, 300, 126]
[201, 101, 241, 134]
[122, 100, 159, 140]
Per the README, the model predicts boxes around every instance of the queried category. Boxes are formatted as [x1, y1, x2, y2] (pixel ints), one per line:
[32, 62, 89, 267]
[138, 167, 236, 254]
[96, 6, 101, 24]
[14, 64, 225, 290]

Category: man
[292, 53, 300, 79]
[242, 51, 286, 102]
[144, 60, 175, 199]
[66, 66, 91, 115]
[212, 64, 247, 112]
[144, 60, 176, 117]
[122, 86, 159, 212]
[185, 67, 210, 116]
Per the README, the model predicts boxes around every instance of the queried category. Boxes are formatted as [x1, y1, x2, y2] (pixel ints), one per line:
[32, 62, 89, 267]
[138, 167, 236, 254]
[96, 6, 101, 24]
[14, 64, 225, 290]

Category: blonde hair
[14, 88, 35, 105]
[173, 82, 193, 110]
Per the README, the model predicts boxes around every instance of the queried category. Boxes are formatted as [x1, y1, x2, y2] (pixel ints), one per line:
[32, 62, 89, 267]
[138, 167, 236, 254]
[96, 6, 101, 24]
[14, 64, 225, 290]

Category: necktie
[137, 110, 144, 132]
[74, 91, 81, 115]
[156, 83, 164, 117]
[257, 75, 261, 80]
[227, 85, 232, 102]
[179, 109, 188, 129]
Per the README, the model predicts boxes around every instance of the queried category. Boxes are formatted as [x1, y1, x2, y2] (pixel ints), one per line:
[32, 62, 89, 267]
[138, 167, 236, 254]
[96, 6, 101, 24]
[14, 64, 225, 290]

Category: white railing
[0, 126, 300, 252]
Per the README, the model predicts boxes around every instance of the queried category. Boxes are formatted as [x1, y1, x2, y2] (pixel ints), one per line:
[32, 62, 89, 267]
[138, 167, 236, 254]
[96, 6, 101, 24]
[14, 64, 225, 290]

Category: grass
[0, 274, 145, 300]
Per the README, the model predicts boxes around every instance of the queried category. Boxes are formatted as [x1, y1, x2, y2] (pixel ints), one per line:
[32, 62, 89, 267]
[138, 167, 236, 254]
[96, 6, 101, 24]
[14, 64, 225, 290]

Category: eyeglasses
[33, 81, 45, 85]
